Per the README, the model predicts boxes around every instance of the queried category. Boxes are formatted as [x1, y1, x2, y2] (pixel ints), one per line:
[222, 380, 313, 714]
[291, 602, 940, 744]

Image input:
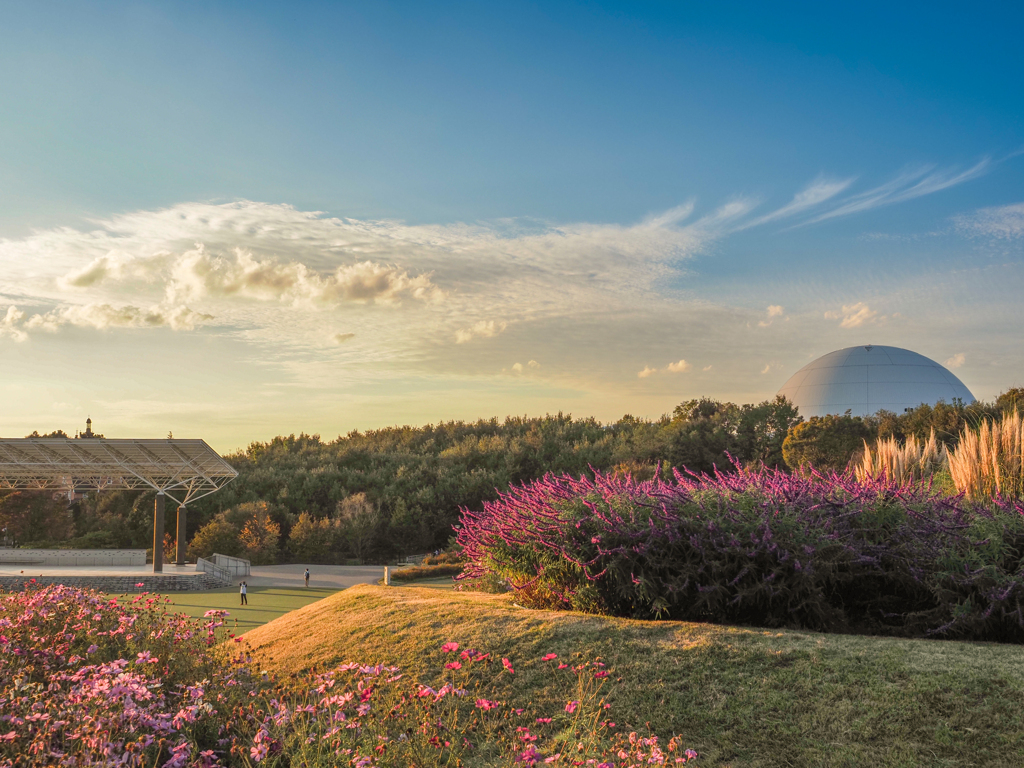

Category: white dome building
[777, 345, 975, 418]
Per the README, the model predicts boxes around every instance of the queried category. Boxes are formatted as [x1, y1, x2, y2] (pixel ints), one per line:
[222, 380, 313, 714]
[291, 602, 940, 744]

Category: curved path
[244, 564, 391, 589]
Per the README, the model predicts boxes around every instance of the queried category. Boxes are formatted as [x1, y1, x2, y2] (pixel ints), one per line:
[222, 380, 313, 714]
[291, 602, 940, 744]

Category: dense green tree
[186, 519, 243, 560]
[996, 388, 1024, 414]
[782, 414, 874, 472]
[0, 491, 74, 544]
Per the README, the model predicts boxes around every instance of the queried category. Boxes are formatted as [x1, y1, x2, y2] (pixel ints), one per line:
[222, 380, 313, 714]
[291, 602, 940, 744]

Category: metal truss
[0, 438, 238, 505]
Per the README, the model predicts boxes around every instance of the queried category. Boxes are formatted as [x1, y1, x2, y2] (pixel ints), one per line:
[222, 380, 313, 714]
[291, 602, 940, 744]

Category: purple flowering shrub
[456, 463, 1024, 640]
[0, 584, 696, 766]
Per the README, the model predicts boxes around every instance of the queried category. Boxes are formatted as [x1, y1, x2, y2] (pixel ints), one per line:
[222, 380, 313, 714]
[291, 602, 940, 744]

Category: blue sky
[1, 1, 1021, 449]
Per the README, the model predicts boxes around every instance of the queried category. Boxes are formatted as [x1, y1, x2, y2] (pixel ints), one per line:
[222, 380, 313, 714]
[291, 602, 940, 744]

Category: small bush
[423, 549, 467, 566]
[457, 463, 1024, 641]
[390, 563, 465, 582]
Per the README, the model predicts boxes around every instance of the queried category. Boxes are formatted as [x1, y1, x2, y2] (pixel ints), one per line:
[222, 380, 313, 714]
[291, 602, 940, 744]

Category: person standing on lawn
[240, 581, 248, 605]
[304, 568, 310, 587]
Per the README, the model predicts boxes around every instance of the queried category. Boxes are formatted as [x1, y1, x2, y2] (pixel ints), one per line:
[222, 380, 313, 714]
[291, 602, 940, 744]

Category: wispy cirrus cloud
[796, 159, 991, 227]
[739, 177, 855, 229]
[955, 202, 1024, 240]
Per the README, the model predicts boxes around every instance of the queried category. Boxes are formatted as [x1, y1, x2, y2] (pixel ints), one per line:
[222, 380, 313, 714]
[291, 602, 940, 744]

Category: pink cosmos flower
[557, 663, 568, 669]
[475, 698, 499, 710]
[536, 717, 552, 723]
[594, 671, 609, 678]
[502, 657, 514, 674]
[444, 661, 462, 670]
[542, 653, 557, 661]
[135, 582, 145, 588]
[441, 642, 459, 653]
[564, 701, 578, 713]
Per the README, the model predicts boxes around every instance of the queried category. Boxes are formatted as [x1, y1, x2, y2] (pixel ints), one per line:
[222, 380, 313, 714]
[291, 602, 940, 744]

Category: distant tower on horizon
[78, 417, 96, 439]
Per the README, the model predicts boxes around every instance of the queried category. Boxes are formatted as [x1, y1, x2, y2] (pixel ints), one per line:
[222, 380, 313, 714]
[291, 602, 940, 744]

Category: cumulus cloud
[758, 305, 786, 327]
[639, 360, 691, 378]
[507, 360, 541, 375]
[944, 353, 966, 369]
[63, 246, 442, 307]
[825, 302, 885, 328]
[0, 307, 27, 342]
[2, 302, 212, 336]
[455, 320, 507, 344]
[165, 247, 441, 305]
[955, 202, 1024, 240]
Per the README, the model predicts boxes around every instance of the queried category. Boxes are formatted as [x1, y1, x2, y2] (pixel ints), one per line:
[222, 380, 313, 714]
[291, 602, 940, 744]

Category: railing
[211, 553, 251, 577]
[195, 557, 231, 584]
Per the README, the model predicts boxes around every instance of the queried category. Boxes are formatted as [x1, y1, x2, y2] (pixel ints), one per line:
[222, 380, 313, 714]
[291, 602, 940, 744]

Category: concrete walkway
[0, 562, 397, 590]
[246, 564, 391, 589]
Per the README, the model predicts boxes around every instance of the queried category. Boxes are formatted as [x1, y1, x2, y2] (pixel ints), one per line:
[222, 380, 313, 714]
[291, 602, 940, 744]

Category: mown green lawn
[239, 584, 1024, 768]
[117, 587, 338, 633]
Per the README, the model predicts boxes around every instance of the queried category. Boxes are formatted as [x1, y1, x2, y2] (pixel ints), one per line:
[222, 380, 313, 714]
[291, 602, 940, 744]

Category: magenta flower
[441, 641, 459, 653]
[502, 657, 515, 674]
[445, 661, 462, 670]
[564, 701, 578, 713]
[542, 653, 558, 661]
[475, 698, 499, 710]
[135, 582, 145, 588]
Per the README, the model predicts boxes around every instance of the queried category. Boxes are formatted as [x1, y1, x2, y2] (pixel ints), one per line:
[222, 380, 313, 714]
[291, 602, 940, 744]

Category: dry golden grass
[949, 410, 1024, 500]
[237, 585, 1024, 767]
[853, 429, 947, 484]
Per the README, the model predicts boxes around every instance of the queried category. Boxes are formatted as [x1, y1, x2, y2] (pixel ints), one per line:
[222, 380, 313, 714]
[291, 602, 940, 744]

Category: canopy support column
[175, 505, 186, 566]
[153, 492, 165, 573]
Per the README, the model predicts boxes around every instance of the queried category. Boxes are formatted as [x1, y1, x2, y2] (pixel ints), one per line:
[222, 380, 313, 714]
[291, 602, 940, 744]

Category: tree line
[1, 388, 1020, 563]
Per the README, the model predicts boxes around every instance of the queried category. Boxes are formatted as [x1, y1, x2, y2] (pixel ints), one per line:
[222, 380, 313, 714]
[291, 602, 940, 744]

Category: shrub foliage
[457, 463, 1024, 641]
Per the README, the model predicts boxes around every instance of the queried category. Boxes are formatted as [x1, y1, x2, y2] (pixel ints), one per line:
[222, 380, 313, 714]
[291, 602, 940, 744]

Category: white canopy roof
[0, 438, 238, 504]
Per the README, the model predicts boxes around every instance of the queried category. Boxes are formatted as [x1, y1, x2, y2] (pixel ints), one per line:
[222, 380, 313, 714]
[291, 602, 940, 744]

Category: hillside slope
[239, 585, 1024, 767]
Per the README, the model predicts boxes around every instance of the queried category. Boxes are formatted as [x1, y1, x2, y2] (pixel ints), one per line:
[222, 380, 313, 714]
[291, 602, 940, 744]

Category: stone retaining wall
[0, 549, 147, 566]
[0, 573, 229, 592]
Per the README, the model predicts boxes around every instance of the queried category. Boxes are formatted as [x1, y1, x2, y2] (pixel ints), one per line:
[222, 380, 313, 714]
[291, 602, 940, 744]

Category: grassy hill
[239, 584, 1024, 767]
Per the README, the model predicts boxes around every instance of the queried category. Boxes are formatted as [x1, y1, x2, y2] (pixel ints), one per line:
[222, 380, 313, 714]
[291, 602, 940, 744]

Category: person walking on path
[240, 581, 248, 605]
[304, 568, 310, 587]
